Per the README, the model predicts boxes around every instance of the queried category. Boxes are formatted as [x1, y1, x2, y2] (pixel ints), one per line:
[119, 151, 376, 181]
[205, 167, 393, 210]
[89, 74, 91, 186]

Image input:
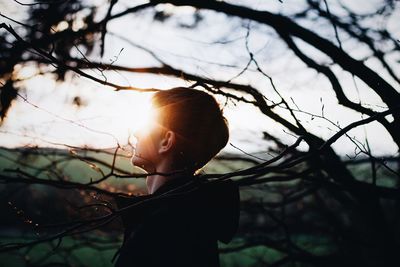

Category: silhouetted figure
[113, 87, 240, 267]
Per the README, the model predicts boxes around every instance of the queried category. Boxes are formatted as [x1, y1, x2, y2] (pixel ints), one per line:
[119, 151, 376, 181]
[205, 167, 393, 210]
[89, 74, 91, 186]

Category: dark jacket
[113, 176, 240, 267]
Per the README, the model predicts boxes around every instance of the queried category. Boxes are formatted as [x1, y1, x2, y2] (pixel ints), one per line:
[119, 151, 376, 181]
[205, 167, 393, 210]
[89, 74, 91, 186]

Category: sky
[1, 0, 399, 158]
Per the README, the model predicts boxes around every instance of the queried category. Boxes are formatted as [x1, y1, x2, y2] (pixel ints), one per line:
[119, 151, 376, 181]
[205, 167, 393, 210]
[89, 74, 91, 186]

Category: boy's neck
[146, 160, 193, 194]
[147, 172, 194, 194]
[146, 174, 169, 194]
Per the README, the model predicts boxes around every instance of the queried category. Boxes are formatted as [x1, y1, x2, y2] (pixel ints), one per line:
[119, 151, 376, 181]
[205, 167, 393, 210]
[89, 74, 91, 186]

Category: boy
[114, 87, 240, 267]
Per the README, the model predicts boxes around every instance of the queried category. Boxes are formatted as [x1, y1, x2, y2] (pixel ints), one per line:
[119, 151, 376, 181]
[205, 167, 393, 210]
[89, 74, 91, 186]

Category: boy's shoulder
[115, 177, 240, 243]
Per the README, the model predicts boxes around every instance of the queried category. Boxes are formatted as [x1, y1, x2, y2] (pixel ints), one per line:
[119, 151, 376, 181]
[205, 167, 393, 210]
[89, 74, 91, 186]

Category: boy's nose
[133, 128, 143, 139]
[133, 130, 139, 139]
[129, 131, 139, 147]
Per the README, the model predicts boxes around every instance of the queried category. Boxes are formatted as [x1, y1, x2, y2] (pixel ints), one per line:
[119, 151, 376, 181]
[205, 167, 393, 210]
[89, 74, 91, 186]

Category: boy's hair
[152, 87, 229, 172]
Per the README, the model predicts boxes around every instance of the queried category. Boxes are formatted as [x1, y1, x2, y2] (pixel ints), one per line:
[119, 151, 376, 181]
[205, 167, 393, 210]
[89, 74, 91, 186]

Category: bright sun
[130, 100, 154, 133]
[111, 93, 156, 143]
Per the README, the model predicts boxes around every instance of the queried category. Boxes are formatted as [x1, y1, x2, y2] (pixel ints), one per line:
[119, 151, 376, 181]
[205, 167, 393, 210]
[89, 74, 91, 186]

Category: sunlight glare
[125, 94, 156, 135]
[133, 106, 156, 134]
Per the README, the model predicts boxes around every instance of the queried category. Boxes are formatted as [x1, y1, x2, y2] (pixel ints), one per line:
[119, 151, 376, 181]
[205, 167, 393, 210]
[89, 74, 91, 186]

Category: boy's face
[131, 108, 164, 172]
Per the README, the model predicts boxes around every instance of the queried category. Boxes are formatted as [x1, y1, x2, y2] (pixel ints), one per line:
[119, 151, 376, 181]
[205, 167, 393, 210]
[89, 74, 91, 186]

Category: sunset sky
[1, 0, 399, 157]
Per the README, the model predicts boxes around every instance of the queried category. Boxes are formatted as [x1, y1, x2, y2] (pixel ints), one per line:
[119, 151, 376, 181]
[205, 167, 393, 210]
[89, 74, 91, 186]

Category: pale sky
[1, 0, 399, 158]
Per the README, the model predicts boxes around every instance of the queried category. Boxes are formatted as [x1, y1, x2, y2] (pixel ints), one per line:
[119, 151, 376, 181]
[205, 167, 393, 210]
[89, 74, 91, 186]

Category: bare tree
[1, 0, 399, 266]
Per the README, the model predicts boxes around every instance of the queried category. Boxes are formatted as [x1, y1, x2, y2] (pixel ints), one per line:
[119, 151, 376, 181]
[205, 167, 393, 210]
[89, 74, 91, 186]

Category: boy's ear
[158, 130, 176, 154]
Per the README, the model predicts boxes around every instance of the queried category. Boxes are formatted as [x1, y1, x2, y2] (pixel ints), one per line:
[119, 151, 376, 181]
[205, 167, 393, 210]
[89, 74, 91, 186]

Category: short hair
[152, 87, 229, 172]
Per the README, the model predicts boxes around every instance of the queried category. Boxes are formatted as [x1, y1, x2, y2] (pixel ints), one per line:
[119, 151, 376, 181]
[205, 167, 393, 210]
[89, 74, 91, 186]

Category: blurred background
[0, 0, 399, 266]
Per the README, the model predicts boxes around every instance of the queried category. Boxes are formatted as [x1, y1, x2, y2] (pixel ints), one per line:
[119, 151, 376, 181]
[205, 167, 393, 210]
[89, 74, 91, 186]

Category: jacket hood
[116, 177, 240, 244]
[210, 178, 240, 243]
[193, 178, 240, 243]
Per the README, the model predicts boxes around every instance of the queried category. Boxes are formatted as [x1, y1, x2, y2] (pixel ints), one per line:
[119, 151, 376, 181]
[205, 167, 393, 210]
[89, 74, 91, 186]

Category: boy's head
[132, 87, 229, 174]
